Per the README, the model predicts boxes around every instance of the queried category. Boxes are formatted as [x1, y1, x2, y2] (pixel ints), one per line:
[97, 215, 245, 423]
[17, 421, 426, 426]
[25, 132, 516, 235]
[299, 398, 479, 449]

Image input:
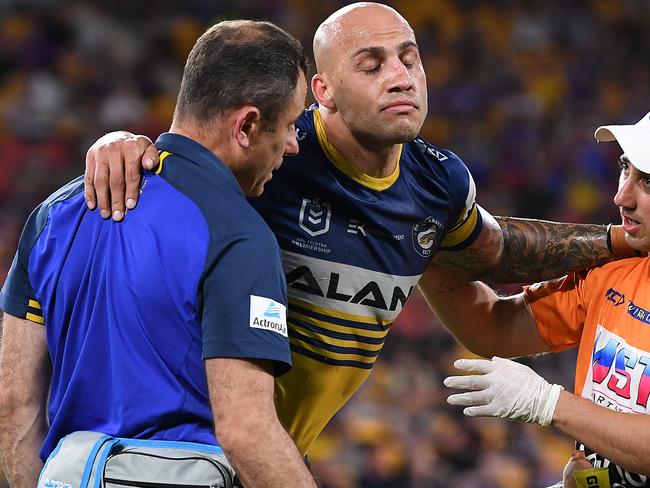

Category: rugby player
[83, 2, 633, 456]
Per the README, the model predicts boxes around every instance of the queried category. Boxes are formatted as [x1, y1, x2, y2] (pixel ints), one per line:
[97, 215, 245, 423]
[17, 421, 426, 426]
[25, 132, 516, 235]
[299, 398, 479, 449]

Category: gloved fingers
[447, 390, 491, 407]
[462, 404, 497, 417]
[444, 374, 490, 391]
[492, 356, 528, 370]
[453, 358, 498, 374]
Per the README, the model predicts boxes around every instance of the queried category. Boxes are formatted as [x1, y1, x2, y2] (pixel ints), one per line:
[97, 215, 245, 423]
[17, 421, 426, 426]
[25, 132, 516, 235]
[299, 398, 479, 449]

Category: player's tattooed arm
[430, 207, 630, 283]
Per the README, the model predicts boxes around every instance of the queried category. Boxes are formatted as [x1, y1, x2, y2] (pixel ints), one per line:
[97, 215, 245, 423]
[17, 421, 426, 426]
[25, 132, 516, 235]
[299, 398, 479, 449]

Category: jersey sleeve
[439, 156, 482, 251]
[200, 225, 291, 376]
[0, 205, 46, 325]
[523, 271, 592, 352]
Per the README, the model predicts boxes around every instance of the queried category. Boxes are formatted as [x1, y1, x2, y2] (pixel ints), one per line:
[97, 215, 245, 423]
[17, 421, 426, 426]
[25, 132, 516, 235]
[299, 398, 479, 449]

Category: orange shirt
[525, 257, 650, 485]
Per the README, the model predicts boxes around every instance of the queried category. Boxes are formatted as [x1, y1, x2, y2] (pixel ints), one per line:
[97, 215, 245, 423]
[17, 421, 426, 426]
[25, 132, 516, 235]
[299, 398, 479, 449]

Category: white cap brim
[594, 111, 650, 173]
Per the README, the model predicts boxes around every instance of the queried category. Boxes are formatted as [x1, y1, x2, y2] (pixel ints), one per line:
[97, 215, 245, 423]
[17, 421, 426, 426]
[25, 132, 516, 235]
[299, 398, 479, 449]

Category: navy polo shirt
[0, 132, 291, 459]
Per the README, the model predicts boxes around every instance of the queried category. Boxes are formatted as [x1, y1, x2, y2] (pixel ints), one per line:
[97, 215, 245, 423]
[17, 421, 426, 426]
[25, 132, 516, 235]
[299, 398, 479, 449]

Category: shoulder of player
[403, 136, 466, 171]
[401, 136, 471, 190]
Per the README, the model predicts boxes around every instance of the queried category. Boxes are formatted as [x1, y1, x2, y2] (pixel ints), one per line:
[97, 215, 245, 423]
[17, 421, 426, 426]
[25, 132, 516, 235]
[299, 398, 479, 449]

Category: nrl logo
[299, 198, 331, 237]
[412, 216, 442, 257]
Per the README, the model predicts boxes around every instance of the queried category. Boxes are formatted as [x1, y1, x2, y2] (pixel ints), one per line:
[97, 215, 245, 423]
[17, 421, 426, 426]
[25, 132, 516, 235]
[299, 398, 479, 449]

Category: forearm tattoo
[433, 217, 611, 284]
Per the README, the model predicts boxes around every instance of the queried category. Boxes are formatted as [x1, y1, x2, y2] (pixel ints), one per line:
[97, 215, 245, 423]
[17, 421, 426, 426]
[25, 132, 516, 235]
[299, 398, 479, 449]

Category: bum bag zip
[103, 478, 217, 488]
[102, 450, 233, 488]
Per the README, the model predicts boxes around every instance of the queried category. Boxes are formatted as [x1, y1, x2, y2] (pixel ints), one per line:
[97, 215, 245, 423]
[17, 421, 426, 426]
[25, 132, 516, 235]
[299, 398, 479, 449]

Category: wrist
[539, 383, 563, 427]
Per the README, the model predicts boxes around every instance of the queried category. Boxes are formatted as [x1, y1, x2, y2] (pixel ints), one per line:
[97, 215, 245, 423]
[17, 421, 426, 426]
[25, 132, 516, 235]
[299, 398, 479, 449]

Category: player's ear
[312, 74, 335, 110]
[232, 106, 261, 149]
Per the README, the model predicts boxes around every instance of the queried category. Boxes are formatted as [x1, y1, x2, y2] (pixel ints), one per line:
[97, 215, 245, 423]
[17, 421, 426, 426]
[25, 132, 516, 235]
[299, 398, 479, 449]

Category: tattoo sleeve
[432, 215, 613, 284]
[490, 216, 612, 282]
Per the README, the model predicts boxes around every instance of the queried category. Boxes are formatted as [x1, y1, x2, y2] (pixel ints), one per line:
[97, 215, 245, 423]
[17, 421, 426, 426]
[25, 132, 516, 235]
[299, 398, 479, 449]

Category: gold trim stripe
[289, 310, 389, 340]
[26, 312, 45, 324]
[288, 297, 393, 328]
[441, 203, 479, 247]
[289, 319, 385, 352]
[289, 336, 378, 364]
[313, 109, 401, 191]
[155, 151, 172, 175]
[28, 299, 41, 310]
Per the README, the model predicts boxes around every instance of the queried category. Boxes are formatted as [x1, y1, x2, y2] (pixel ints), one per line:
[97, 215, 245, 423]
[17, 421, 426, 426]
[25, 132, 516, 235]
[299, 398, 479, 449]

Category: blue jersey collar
[155, 132, 243, 196]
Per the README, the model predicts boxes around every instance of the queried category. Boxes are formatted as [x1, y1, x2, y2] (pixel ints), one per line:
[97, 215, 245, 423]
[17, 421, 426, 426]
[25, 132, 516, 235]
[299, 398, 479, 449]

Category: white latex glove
[444, 356, 563, 427]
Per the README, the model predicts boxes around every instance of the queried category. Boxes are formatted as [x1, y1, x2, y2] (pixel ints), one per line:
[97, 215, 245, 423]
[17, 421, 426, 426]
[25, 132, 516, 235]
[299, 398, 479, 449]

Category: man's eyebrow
[398, 40, 419, 52]
[351, 40, 419, 59]
[351, 46, 385, 59]
[351, 40, 419, 60]
[619, 155, 650, 178]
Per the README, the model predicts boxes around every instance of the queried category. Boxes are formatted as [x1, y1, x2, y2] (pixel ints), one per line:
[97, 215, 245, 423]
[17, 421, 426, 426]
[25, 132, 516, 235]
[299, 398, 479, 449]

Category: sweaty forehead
[316, 6, 415, 62]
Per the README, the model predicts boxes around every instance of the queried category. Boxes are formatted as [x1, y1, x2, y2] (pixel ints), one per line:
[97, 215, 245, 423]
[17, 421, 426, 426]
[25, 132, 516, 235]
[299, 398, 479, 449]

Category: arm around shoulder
[205, 358, 316, 488]
[432, 205, 624, 284]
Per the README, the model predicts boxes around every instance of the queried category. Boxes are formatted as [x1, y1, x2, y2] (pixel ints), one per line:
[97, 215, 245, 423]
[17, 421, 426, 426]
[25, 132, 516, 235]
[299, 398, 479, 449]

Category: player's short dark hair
[175, 20, 307, 129]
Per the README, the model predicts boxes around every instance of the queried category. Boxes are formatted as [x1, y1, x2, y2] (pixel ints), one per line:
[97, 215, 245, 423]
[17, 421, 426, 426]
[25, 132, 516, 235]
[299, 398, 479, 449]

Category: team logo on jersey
[299, 198, 331, 237]
[249, 295, 287, 337]
[412, 217, 442, 257]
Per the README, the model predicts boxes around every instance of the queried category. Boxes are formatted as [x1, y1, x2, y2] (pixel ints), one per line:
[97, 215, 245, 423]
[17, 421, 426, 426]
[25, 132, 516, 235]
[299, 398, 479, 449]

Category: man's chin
[625, 233, 650, 254]
[382, 118, 423, 143]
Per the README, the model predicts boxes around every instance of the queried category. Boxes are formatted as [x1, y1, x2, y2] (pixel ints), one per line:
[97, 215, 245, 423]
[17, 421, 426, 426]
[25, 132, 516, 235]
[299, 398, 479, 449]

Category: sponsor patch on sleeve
[249, 295, 288, 337]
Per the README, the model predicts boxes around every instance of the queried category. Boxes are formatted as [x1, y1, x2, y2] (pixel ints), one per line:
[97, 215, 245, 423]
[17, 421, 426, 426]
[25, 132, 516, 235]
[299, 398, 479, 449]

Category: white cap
[595, 111, 650, 173]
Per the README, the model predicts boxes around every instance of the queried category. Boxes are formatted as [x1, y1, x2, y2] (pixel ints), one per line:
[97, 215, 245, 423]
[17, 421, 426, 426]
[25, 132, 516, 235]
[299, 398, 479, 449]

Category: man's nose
[387, 60, 413, 92]
[614, 177, 636, 209]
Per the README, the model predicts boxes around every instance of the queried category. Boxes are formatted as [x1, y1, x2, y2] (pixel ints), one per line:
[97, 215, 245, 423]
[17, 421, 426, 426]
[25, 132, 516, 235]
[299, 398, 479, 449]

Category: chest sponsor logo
[249, 295, 287, 337]
[347, 219, 367, 236]
[346, 219, 406, 241]
[628, 300, 650, 326]
[411, 216, 442, 257]
[286, 265, 414, 312]
[590, 326, 650, 412]
[604, 287, 625, 306]
[299, 198, 331, 237]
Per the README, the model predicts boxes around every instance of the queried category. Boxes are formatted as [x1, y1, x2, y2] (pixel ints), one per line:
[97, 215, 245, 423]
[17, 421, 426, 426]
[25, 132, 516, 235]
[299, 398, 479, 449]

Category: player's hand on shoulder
[84, 131, 157, 221]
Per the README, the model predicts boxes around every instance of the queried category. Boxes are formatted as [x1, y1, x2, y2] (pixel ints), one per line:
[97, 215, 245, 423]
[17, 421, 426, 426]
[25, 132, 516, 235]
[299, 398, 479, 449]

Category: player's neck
[319, 111, 399, 178]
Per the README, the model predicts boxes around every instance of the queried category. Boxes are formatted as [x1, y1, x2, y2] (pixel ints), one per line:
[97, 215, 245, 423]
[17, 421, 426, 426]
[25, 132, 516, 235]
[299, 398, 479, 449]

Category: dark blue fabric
[0, 133, 290, 460]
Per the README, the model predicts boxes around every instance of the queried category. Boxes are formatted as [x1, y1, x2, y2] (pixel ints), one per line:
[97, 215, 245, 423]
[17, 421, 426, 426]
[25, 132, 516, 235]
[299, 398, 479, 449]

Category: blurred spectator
[1, 1, 649, 486]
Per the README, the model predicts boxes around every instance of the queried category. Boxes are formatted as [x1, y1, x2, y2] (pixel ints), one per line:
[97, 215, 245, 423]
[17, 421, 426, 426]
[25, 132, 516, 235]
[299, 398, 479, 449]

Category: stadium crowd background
[1, 0, 649, 486]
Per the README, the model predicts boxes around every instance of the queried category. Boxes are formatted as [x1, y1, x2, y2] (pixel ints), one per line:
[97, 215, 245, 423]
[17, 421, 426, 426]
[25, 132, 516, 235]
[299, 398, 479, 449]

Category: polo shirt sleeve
[200, 225, 291, 376]
[523, 271, 591, 352]
[0, 205, 46, 325]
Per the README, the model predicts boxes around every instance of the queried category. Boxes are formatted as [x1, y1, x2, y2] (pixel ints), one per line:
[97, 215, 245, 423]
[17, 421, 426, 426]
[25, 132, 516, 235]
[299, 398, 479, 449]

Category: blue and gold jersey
[251, 106, 482, 454]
